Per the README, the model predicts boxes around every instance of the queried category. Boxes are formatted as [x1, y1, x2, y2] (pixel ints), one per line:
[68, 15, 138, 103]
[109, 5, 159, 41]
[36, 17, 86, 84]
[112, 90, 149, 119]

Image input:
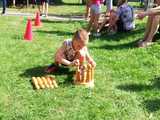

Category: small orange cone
[34, 12, 42, 26]
[24, 19, 33, 41]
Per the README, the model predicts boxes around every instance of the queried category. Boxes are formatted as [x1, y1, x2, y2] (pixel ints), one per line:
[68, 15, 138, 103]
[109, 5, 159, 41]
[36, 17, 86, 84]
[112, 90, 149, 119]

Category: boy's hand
[70, 59, 80, 66]
[90, 60, 96, 68]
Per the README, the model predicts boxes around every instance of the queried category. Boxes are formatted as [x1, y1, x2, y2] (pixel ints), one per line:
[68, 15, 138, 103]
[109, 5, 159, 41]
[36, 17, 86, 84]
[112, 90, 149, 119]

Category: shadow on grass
[117, 77, 160, 112]
[90, 26, 145, 50]
[35, 30, 73, 36]
[20, 65, 75, 86]
[117, 83, 152, 92]
[90, 39, 140, 50]
[20, 66, 48, 77]
[143, 99, 160, 112]
[151, 76, 160, 89]
[117, 76, 160, 92]
[117, 76, 160, 112]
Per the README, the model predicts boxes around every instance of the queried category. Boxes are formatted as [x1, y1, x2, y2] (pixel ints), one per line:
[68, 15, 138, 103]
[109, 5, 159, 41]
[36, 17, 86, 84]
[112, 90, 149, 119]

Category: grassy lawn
[1, 2, 160, 120]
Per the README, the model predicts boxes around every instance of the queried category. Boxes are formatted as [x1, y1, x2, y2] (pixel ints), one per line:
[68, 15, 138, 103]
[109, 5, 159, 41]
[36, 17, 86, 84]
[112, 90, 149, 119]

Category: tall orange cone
[34, 12, 42, 26]
[24, 19, 33, 41]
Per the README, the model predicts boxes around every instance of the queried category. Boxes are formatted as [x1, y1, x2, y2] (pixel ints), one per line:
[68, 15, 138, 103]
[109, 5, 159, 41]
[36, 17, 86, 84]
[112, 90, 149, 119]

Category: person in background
[137, 0, 160, 47]
[87, 0, 104, 37]
[13, 0, 16, 7]
[42, 0, 49, 17]
[36, 0, 42, 15]
[105, 0, 113, 14]
[1, 0, 7, 15]
[85, 0, 91, 20]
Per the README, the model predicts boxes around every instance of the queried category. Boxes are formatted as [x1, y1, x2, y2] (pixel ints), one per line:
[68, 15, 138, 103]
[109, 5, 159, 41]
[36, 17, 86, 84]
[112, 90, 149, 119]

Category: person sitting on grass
[98, 0, 135, 35]
[45, 29, 96, 73]
[137, 0, 160, 48]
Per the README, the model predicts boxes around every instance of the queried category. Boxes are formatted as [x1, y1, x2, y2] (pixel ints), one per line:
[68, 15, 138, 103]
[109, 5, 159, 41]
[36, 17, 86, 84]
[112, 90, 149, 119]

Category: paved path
[2, 7, 144, 21]
[3, 11, 85, 21]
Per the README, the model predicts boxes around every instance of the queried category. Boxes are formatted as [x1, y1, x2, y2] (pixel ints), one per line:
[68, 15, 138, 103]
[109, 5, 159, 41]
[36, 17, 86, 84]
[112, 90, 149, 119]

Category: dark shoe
[45, 64, 58, 73]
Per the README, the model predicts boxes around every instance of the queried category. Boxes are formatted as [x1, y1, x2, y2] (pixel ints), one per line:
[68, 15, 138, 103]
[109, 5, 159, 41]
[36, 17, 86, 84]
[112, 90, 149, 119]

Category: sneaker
[45, 64, 58, 73]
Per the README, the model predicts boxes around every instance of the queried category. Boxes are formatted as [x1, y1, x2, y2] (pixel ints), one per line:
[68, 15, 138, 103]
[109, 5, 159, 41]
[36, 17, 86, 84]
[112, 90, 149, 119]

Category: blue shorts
[91, 4, 101, 14]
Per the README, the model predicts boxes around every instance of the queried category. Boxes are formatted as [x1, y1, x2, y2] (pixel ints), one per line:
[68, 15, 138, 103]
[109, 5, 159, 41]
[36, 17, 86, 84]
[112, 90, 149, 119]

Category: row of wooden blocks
[74, 64, 94, 84]
[32, 76, 58, 89]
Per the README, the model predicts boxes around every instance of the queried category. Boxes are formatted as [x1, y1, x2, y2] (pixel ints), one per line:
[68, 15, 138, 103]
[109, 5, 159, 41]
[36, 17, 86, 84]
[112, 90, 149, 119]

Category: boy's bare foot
[137, 40, 153, 48]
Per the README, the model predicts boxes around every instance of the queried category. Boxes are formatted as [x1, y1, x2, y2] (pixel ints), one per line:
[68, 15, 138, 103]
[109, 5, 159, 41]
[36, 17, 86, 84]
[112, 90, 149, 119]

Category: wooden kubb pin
[74, 64, 94, 88]
[32, 76, 58, 89]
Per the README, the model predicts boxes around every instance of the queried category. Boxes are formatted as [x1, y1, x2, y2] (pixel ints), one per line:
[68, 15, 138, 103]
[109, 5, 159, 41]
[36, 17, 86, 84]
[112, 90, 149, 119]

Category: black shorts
[42, 0, 49, 3]
[116, 19, 125, 32]
[36, 0, 41, 5]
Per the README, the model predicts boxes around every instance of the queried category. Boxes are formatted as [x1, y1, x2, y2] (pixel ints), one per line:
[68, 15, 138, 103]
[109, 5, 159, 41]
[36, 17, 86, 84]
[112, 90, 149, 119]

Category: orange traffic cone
[24, 19, 33, 41]
[34, 12, 42, 26]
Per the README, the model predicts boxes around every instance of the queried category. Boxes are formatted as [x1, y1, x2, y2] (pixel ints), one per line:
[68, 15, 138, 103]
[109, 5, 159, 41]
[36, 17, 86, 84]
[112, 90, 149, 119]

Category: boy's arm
[85, 47, 96, 67]
[55, 47, 76, 66]
[55, 42, 73, 66]
[55, 45, 79, 66]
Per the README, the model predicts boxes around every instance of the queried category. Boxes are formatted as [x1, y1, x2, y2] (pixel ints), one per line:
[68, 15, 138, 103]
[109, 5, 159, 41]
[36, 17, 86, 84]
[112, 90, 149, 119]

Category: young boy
[45, 29, 96, 73]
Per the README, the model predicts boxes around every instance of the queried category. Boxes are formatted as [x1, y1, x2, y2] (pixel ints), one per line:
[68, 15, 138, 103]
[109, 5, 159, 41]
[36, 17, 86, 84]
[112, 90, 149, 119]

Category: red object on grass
[34, 12, 42, 26]
[24, 19, 33, 41]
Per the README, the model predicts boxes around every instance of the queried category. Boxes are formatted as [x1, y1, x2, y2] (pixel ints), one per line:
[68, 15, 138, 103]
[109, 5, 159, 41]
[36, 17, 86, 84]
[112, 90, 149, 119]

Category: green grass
[1, 5, 160, 120]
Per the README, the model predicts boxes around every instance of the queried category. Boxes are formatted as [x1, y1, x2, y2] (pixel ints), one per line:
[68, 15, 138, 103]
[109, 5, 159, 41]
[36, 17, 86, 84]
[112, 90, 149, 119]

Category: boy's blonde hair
[73, 29, 89, 45]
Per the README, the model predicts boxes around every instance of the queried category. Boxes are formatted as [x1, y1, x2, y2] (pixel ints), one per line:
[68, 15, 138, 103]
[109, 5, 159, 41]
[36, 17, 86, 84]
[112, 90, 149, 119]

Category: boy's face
[73, 40, 85, 51]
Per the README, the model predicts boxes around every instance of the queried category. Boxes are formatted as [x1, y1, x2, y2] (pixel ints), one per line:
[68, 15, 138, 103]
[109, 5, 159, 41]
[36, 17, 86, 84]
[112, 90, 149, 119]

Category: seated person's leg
[108, 11, 118, 33]
[93, 13, 100, 33]
[98, 16, 109, 32]
[138, 15, 160, 47]
[87, 10, 95, 32]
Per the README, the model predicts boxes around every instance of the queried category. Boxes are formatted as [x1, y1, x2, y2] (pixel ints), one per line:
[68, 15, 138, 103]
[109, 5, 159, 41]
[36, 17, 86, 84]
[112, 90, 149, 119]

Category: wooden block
[52, 79, 58, 88]
[76, 67, 81, 82]
[82, 65, 87, 83]
[41, 77, 50, 88]
[46, 77, 54, 88]
[32, 77, 40, 89]
[37, 77, 45, 89]
[86, 64, 92, 82]
[91, 67, 94, 81]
